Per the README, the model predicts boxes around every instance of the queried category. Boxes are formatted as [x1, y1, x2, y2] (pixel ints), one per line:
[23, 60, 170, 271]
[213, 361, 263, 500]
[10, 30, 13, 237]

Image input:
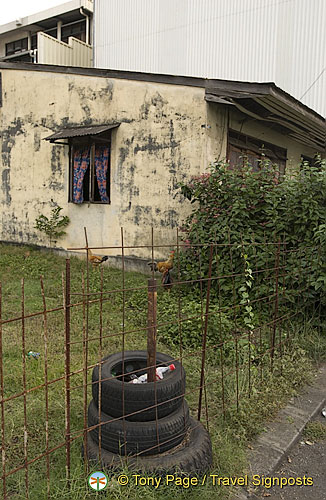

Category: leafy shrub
[177, 158, 326, 310]
[156, 294, 233, 348]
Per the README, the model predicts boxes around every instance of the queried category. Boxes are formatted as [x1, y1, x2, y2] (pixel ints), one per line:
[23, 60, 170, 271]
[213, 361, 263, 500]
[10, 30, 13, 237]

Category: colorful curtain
[73, 148, 90, 203]
[94, 146, 110, 203]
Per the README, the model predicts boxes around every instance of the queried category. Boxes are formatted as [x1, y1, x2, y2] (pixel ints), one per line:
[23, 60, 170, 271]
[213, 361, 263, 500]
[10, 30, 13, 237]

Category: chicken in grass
[148, 250, 175, 290]
[87, 249, 108, 267]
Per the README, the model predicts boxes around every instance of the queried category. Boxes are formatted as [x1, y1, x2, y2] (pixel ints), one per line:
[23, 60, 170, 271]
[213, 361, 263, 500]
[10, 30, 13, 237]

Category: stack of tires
[84, 350, 213, 475]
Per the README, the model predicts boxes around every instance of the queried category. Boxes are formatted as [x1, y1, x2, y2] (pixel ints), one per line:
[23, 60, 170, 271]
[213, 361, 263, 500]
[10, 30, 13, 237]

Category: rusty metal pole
[21, 279, 29, 499]
[64, 259, 71, 486]
[147, 278, 157, 382]
[198, 244, 214, 421]
[0, 283, 6, 499]
[271, 240, 281, 372]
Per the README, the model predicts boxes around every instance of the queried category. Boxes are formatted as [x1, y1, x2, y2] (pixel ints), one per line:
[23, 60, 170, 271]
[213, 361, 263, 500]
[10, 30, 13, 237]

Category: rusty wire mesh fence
[0, 228, 324, 498]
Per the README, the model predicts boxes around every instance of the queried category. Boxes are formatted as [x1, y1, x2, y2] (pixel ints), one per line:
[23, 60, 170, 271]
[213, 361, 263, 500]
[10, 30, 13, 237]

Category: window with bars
[227, 129, 287, 176]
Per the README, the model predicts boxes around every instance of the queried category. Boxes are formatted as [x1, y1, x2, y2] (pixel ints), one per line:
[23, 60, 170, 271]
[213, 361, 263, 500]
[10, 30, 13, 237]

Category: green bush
[177, 158, 326, 310]
[156, 294, 233, 348]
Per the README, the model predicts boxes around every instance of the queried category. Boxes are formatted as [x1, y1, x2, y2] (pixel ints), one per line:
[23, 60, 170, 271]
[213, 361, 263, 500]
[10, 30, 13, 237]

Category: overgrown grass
[0, 243, 324, 500]
[304, 421, 326, 442]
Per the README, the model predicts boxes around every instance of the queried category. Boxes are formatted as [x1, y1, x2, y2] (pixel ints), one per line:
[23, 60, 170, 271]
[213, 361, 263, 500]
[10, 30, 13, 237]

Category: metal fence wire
[0, 227, 323, 498]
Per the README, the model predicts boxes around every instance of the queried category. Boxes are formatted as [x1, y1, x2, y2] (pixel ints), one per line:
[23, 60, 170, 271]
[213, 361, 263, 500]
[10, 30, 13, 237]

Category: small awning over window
[44, 123, 120, 143]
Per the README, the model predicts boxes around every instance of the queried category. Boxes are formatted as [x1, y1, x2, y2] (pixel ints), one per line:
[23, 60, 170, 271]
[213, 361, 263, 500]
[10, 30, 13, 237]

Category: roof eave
[205, 83, 325, 151]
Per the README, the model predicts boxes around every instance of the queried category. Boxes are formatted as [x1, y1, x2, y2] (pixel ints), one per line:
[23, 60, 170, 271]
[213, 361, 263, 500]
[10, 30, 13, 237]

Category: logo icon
[88, 471, 108, 491]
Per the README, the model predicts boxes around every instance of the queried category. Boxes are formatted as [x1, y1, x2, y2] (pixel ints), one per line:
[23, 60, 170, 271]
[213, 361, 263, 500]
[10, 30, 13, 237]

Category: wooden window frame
[227, 129, 287, 176]
[68, 133, 111, 205]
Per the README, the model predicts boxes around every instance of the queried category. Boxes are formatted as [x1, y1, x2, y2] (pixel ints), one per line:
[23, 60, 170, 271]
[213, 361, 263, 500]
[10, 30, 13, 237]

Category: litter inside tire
[92, 351, 186, 422]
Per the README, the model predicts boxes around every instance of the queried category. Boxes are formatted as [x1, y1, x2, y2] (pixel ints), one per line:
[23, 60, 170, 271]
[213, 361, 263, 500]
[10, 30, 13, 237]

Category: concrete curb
[233, 365, 326, 499]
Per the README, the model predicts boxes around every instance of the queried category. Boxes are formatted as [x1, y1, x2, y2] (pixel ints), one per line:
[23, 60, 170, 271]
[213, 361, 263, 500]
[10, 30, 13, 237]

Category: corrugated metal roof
[205, 82, 325, 151]
[44, 123, 120, 142]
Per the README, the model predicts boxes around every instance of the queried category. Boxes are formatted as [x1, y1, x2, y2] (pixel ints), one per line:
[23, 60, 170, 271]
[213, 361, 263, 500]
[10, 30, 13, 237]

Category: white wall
[38, 33, 92, 67]
[94, 0, 326, 117]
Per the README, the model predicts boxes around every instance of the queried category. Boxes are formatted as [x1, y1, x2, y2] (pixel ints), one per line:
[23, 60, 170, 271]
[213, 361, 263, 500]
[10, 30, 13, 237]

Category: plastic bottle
[129, 364, 175, 384]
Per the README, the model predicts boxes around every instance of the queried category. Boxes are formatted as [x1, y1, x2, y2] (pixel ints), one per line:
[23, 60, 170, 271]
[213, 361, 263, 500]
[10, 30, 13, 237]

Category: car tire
[83, 417, 212, 476]
[88, 398, 190, 456]
[92, 351, 186, 422]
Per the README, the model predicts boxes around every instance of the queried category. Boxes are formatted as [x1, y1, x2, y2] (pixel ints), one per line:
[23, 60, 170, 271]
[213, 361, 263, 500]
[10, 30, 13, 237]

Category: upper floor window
[227, 129, 287, 176]
[5, 36, 37, 57]
[62, 20, 87, 44]
[6, 38, 28, 56]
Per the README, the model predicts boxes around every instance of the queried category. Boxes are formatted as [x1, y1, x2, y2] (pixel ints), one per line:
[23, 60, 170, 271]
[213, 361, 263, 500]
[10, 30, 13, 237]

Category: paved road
[250, 415, 326, 500]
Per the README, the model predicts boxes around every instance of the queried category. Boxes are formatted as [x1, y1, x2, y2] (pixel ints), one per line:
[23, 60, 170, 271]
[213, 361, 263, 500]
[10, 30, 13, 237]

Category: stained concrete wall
[0, 66, 319, 263]
[0, 67, 222, 260]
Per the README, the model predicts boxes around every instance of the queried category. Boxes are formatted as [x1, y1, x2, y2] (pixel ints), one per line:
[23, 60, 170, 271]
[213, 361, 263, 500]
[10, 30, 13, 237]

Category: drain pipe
[57, 20, 62, 41]
[80, 7, 90, 45]
[29, 49, 37, 63]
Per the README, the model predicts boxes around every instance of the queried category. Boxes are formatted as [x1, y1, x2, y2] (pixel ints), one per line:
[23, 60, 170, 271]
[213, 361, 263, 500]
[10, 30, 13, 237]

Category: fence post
[147, 278, 157, 382]
[0, 283, 6, 499]
[271, 240, 281, 371]
[64, 259, 71, 485]
[198, 244, 214, 421]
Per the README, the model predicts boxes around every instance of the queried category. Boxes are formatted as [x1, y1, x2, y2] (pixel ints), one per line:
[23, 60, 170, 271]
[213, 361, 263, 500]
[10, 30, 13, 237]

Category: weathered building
[0, 62, 324, 264]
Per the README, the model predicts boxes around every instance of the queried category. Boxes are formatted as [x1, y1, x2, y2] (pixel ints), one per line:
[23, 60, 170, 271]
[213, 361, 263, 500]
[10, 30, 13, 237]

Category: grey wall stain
[159, 209, 178, 228]
[118, 137, 140, 207]
[118, 92, 190, 231]
[51, 146, 63, 175]
[49, 180, 63, 191]
[34, 127, 41, 152]
[134, 134, 177, 155]
[67, 80, 114, 125]
[1, 169, 11, 204]
[1, 211, 38, 243]
[60, 116, 70, 128]
[48, 145, 64, 192]
[1, 118, 26, 206]
[133, 205, 152, 226]
[140, 92, 168, 122]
